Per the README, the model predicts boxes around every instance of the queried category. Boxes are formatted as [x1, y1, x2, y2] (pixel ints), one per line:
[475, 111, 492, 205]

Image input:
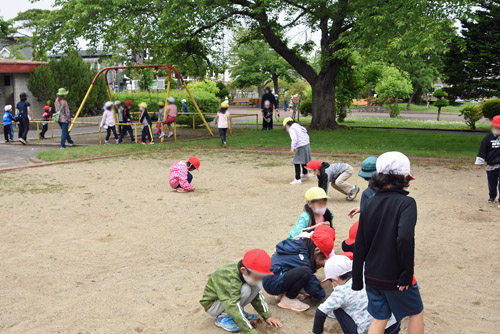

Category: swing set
[68, 64, 214, 142]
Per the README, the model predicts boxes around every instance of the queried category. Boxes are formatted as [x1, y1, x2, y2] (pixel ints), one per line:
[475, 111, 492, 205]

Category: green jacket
[200, 262, 272, 334]
[287, 210, 334, 239]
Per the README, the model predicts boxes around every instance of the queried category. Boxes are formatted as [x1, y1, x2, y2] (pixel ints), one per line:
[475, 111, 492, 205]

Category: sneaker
[301, 173, 313, 179]
[243, 311, 257, 321]
[167, 132, 174, 138]
[176, 188, 189, 193]
[67, 143, 74, 147]
[347, 186, 360, 201]
[141, 142, 146, 145]
[488, 198, 496, 204]
[277, 295, 310, 312]
[4, 140, 9, 143]
[223, 142, 227, 148]
[60, 147, 66, 149]
[159, 132, 165, 138]
[19, 138, 26, 145]
[290, 179, 302, 185]
[215, 315, 240, 332]
[148, 142, 155, 145]
[115, 139, 119, 144]
[104, 140, 109, 145]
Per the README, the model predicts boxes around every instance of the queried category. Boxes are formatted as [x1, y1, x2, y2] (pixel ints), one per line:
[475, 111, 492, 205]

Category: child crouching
[169, 156, 200, 192]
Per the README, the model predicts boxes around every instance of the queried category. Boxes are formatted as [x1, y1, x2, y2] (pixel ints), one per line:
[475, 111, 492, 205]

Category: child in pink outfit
[169, 156, 200, 193]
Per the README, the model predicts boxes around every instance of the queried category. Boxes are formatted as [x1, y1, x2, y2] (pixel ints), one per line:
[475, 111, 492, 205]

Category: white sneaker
[159, 133, 165, 138]
[67, 143, 74, 147]
[301, 173, 313, 179]
[115, 139, 119, 144]
[290, 179, 302, 185]
[167, 132, 174, 138]
[104, 140, 109, 145]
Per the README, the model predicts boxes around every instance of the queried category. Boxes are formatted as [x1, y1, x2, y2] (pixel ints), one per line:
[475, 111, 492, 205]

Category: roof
[0, 59, 46, 73]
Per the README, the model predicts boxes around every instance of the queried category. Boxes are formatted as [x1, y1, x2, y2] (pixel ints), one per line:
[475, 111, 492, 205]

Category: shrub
[375, 67, 413, 118]
[299, 99, 312, 116]
[216, 88, 230, 100]
[460, 105, 483, 130]
[186, 79, 218, 95]
[481, 99, 500, 120]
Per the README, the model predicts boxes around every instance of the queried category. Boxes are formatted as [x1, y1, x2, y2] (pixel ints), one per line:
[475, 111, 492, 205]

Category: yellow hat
[158, 101, 165, 107]
[283, 117, 293, 127]
[221, 101, 229, 109]
[305, 187, 330, 202]
[138, 102, 147, 109]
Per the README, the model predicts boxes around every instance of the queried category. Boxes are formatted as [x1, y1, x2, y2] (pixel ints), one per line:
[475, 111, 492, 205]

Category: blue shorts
[366, 284, 423, 322]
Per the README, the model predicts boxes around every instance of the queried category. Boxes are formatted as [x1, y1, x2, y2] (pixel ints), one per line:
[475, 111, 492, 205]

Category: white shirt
[217, 111, 231, 128]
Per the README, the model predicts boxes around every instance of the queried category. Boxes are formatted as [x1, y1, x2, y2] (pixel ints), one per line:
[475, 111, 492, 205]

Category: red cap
[340, 251, 354, 260]
[305, 159, 322, 170]
[43, 105, 51, 111]
[242, 249, 274, 276]
[188, 156, 200, 170]
[311, 225, 335, 259]
[125, 100, 133, 106]
[345, 221, 359, 246]
[492, 115, 500, 128]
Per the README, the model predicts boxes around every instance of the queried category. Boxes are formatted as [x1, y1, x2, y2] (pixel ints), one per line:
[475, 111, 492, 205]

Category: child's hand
[475, 164, 482, 169]
[290, 148, 294, 154]
[265, 317, 282, 328]
[348, 207, 361, 218]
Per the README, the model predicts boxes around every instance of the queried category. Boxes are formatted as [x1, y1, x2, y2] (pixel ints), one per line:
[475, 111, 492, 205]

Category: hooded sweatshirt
[169, 161, 193, 191]
[3, 111, 15, 126]
[100, 109, 116, 128]
[288, 123, 310, 149]
[475, 131, 500, 169]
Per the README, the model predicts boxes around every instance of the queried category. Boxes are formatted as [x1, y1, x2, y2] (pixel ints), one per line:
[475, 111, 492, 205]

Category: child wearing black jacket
[475, 116, 500, 206]
[139, 102, 153, 144]
[352, 151, 424, 334]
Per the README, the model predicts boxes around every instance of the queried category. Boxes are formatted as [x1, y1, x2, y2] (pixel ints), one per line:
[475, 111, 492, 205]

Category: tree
[375, 67, 413, 118]
[443, 1, 500, 99]
[481, 99, 500, 120]
[460, 105, 483, 129]
[13, 9, 52, 60]
[433, 89, 449, 120]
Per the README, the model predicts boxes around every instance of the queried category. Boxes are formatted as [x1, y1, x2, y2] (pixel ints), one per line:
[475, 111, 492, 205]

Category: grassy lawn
[396, 103, 474, 114]
[37, 127, 483, 162]
[340, 117, 491, 131]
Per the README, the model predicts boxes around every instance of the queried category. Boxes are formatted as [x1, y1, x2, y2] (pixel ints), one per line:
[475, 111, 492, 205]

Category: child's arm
[312, 291, 345, 334]
[475, 135, 489, 168]
[229, 113, 232, 130]
[397, 199, 417, 288]
[287, 213, 309, 239]
[304, 274, 326, 300]
[250, 291, 272, 320]
[317, 172, 329, 194]
[27, 105, 32, 119]
[100, 112, 106, 127]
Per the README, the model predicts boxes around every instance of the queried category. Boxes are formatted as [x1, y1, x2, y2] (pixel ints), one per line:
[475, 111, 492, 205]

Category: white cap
[114, 100, 121, 105]
[181, 99, 186, 103]
[167, 97, 175, 103]
[264, 100, 271, 107]
[322, 255, 352, 282]
[4, 105, 12, 112]
[376, 151, 413, 178]
[104, 101, 113, 109]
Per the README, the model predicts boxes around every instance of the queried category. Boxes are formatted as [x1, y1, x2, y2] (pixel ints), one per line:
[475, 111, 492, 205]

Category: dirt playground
[0, 151, 498, 333]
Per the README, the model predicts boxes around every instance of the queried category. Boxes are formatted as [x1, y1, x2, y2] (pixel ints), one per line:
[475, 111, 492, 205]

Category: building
[49, 50, 113, 70]
[0, 59, 46, 119]
[0, 38, 33, 60]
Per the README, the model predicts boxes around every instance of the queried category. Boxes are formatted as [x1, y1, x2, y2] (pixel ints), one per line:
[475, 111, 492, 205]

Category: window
[4, 75, 11, 86]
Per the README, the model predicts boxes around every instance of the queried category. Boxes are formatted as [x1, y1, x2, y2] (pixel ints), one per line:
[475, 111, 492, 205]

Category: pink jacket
[100, 110, 116, 127]
[169, 161, 193, 191]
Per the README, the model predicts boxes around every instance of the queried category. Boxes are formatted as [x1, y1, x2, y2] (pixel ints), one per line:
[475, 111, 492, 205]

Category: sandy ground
[0, 151, 499, 334]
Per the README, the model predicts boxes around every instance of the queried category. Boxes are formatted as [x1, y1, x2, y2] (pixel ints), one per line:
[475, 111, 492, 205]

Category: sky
[0, 0, 55, 19]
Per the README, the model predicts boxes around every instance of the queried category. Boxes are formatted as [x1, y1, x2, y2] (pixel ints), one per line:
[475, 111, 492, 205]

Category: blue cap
[359, 156, 377, 178]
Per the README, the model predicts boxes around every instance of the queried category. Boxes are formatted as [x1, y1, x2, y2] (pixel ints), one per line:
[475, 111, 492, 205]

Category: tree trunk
[309, 71, 340, 130]
[437, 107, 441, 121]
[272, 73, 279, 103]
[406, 93, 415, 111]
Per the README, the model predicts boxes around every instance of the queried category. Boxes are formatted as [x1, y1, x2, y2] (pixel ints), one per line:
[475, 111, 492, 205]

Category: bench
[249, 98, 262, 107]
[233, 97, 250, 105]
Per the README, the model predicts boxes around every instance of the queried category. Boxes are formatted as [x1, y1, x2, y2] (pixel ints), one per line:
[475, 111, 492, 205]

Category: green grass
[340, 117, 491, 131]
[37, 127, 484, 162]
[396, 103, 473, 114]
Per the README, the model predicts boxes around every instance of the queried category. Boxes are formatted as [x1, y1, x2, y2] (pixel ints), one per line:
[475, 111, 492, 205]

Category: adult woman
[16, 92, 33, 144]
[54, 88, 75, 149]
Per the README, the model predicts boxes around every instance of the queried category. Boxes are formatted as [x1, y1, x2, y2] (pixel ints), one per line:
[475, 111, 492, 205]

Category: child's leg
[218, 128, 225, 144]
[111, 126, 118, 139]
[4, 125, 9, 141]
[294, 164, 301, 180]
[301, 164, 308, 175]
[9, 125, 13, 139]
[106, 127, 111, 141]
[368, 319, 390, 334]
[333, 308, 358, 334]
[407, 310, 424, 334]
[207, 283, 259, 317]
[486, 169, 499, 200]
[334, 166, 355, 195]
[281, 266, 312, 299]
[141, 127, 147, 142]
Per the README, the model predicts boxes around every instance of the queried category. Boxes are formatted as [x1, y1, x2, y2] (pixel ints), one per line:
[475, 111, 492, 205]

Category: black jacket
[352, 188, 417, 291]
[123, 107, 132, 123]
[477, 132, 500, 165]
[139, 109, 152, 125]
[261, 93, 277, 109]
[317, 162, 330, 193]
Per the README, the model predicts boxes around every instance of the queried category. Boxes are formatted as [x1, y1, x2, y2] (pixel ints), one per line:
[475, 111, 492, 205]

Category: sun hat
[20, 92, 28, 99]
[114, 100, 121, 106]
[282, 117, 293, 127]
[188, 156, 200, 170]
[359, 156, 378, 178]
[492, 115, 500, 128]
[4, 105, 12, 112]
[305, 159, 322, 170]
[181, 99, 187, 103]
[104, 101, 113, 109]
[345, 221, 359, 246]
[221, 101, 229, 109]
[158, 101, 165, 107]
[311, 225, 335, 259]
[138, 102, 147, 109]
[125, 100, 133, 106]
[242, 249, 274, 276]
[376, 151, 414, 180]
[305, 187, 330, 202]
[321, 255, 352, 282]
[57, 88, 69, 96]
[167, 97, 175, 103]
[43, 105, 51, 111]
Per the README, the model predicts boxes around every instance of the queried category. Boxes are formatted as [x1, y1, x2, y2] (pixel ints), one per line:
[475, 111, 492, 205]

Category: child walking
[283, 117, 313, 185]
[165, 97, 177, 138]
[475, 116, 500, 207]
[287, 187, 334, 239]
[156, 101, 166, 138]
[313, 255, 400, 334]
[305, 159, 360, 201]
[100, 101, 119, 144]
[262, 100, 273, 130]
[3, 105, 15, 143]
[352, 151, 424, 334]
[139, 102, 153, 144]
[200, 249, 282, 333]
[118, 100, 135, 143]
[214, 101, 231, 147]
[169, 156, 200, 192]
[40, 105, 52, 139]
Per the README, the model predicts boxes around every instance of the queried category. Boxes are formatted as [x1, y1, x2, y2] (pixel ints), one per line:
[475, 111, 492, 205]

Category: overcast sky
[0, 0, 55, 19]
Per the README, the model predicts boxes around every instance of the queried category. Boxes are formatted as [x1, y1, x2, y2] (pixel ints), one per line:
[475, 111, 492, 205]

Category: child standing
[181, 99, 188, 113]
[262, 100, 273, 130]
[313, 255, 400, 334]
[475, 116, 500, 206]
[214, 101, 231, 147]
[169, 156, 200, 192]
[16, 92, 32, 144]
[165, 97, 177, 138]
[287, 187, 333, 239]
[139, 102, 153, 144]
[283, 117, 312, 185]
[114, 100, 123, 133]
[100, 101, 119, 145]
[157, 101, 166, 138]
[118, 100, 135, 143]
[352, 151, 424, 334]
[305, 159, 360, 201]
[3, 105, 15, 143]
[40, 105, 52, 139]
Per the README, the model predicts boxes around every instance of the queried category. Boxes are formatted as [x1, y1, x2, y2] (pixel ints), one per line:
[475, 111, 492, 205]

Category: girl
[16, 92, 33, 144]
[40, 105, 52, 139]
[283, 117, 312, 184]
[214, 101, 231, 147]
[169, 156, 200, 193]
[157, 101, 166, 138]
[288, 187, 334, 239]
[100, 101, 118, 144]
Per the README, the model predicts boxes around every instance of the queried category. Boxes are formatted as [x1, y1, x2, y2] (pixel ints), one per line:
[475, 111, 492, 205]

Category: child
[352, 151, 424, 334]
[287, 187, 334, 239]
[313, 255, 400, 334]
[114, 100, 123, 134]
[157, 101, 166, 138]
[214, 101, 231, 147]
[200, 249, 282, 333]
[3, 105, 15, 143]
[283, 117, 312, 185]
[181, 99, 188, 113]
[40, 106, 52, 139]
[16, 92, 32, 144]
[118, 100, 135, 143]
[169, 156, 200, 192]
[341, 221, 358, 253]
[165, 97, 177, 138]
[262, 100, 273, 130]
[348, 156, 378, 218]
[475, 115, 500, 206]
[139, 102, 153, 144]
[263, 225, 335, 312]
[100, 101, 119, 145]
[305, 159, 360, 201]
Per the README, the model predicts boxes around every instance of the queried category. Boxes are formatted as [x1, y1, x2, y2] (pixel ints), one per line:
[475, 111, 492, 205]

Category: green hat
[359, 156, 378, 178]
[57, 88, 69, 96]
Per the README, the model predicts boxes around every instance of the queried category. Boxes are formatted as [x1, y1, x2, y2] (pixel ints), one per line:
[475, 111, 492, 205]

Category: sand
[0, 151, 498, 334]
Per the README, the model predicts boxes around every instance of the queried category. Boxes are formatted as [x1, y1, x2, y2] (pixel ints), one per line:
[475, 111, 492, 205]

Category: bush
[460, 105, 483, 130]
[375, 67, 413, 118]
[481, 99, 500, 120]
[299, 99, 312, 116]
[186, 79, 218, 95]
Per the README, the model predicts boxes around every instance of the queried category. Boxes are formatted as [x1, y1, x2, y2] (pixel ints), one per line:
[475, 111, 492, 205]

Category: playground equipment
[69, 64, 214, 142]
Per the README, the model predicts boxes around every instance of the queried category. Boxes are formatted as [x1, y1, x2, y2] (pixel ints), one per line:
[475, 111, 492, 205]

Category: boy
[312, 255, 399, 334]
[352, 152, 424, 334]
[118, 100, 135, 143]
[305, 159, 360, 201]
[348, 156, 378, 218]
[263, 225, 335, 312]
[169, 156, 200, 192]
[165, 97, 177, 138]
[139, 102, 153, 144]
[181, 99, 188, 113]
[475, 115, 500, 207]
[200, 249, 282, 333]
[3, 105, 15, 143]
[157, 101, 166, 138]
[261, 100, 273, 130]
[39, 106, 52, 139]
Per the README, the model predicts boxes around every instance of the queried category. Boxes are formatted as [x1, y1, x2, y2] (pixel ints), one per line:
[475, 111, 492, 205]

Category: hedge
[300, 99, 312, 116]
[481, 99, 500, 120]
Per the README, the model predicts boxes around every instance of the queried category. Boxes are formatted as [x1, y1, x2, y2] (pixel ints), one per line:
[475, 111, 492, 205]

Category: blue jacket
[3, 111, 15, 126]
[263, 239, 325, 300]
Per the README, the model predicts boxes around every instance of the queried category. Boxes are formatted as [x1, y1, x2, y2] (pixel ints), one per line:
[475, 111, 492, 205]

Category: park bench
[233, 97, 250, 105]
[249, 98, 262, 107]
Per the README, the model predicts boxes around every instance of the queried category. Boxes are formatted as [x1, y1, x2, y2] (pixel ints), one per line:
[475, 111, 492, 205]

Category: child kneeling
[169, 156, 200, 192]
[200, 249, 282, 333]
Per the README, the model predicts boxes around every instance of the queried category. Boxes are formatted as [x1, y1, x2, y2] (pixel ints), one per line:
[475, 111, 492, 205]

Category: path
[0, 144, 51, 169]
